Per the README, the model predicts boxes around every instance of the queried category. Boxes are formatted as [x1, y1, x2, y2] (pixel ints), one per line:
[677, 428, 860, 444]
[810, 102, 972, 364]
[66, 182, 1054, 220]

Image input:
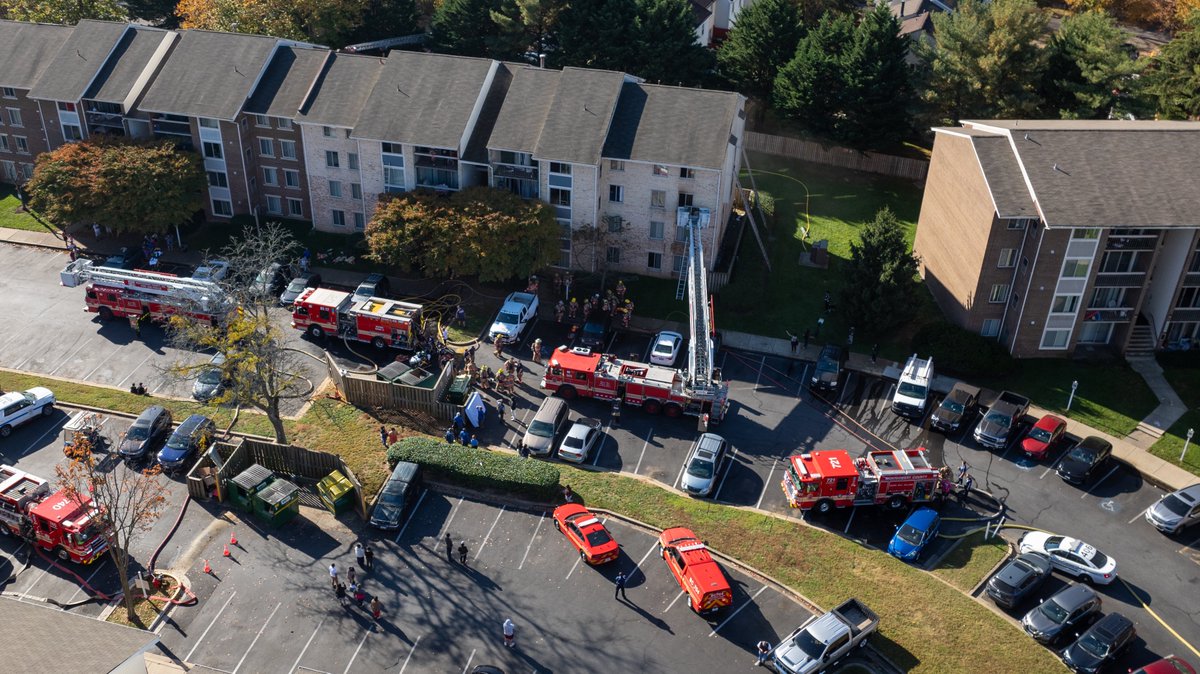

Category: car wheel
[1077, 571, 1093, 585]
[553, 519, 561, 531]
[42, 405, 54, 416]
[815, 499, 834, 515]
[556, 385, 577, 400]
[56, 547, 70, 561]
[372, 336, 386, 350]
[308, 325, 324, 339]
[887, 496, 906, 510]
[643, 400, 662, 415]
[579, 550, 588, 562]
[98, 306, 114, 321]
[663, 403, 682, 418]
[0, 425, 11, 438]
[659, 544, 666, 559]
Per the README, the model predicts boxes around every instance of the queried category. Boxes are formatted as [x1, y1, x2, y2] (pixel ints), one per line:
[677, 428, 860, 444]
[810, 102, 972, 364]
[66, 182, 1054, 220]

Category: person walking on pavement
[369, 597, 383, 630]
[959, 474, 975, 501]
[871, 343, 879, 364]
[346, 566, 356, 587]
[444, 533, 453, 561]
[787, 331, 799, 354]
[458, 540, 469, 565]
[803, 328, 810, 349]
[756, 640, 772, 666]
[502, 618, 515, 648]
[387, 427, 399, 446]
[364, 544, 374, 570]
[335, 582, 348, 607]
[328, 563, 339, 589]
[614, 571, 628, 600]
[496, 398, 506, 423]
[379, 425, 388, 448]
[355, 542, 366, 569]
[493, 334, 504, 358]
[350, 581, 365, 607]
[956, 461, 969, 485]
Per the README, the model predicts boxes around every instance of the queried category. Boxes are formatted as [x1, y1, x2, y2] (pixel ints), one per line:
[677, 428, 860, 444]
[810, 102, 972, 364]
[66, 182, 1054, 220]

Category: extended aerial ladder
[675, 207, 727, 417]
[61, 259, 226, 308]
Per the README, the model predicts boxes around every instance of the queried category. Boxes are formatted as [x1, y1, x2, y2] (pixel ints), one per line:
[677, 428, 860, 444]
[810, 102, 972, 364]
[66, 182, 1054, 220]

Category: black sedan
[1057, 436, 1113, 485]
[279, 272, 322, 306]
[1061, 612, 1136, 674]
[986, 552, 1052, 609]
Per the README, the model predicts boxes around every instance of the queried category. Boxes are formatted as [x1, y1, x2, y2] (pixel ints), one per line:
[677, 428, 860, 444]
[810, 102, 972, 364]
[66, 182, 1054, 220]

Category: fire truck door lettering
[51, 498, 70, 511]
[828, 456, 842, 469]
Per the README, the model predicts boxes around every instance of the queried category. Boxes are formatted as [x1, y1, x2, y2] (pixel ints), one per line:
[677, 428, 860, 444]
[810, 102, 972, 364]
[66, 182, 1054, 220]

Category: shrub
[387, 436, 561, 501]
[911, 320, 1015, 378]
[753, 191, 776, 226]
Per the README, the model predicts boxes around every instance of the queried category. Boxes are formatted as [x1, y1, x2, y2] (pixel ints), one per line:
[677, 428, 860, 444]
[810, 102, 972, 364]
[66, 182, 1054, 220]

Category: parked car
[1021, 583, 1101, 645]
[809, 344, 847, 392]
[552, 503, 619, 564]
[103, 247, 146, 270]
[887, 508, 941, 562]
[158, 414, 215, 472]
[985, 552, 1053, 608]
[1131, 657, 1197, 674]
[1060, 612, 1136, 674]
[930, 382, 980, 433]
[521, 397, 569, 457]
[352, 272, 392, 303]
[1145, 483, 1200, 535]
[117, 405, 173, 460]
[658, 527, 732, 614]
[279, 272, 322, 306]
[1018, 532, 1118, 584]
[680, 433, 729, 498]
[192, 260, 230, 282]
[251, 262, 289, 297]
[557, 420, 602, 463]
[1022, 414, 1067, 460]
[1057, 436, 1113, 485]
[370, 461, 422, 530]
[649, 331, 683, 366]
[0, 386, 55, 438]
[579, 315, 611, 349]
[489, 291, 539, 343]
[192, 353, 228, 402]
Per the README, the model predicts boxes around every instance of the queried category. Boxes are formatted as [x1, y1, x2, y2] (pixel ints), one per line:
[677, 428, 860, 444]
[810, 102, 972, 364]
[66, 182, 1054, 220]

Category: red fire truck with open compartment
[0, 464, 108, 563]
[60, 259, 229, 326]
[291, 287, 424, 350]
[781, 447, 941, 513]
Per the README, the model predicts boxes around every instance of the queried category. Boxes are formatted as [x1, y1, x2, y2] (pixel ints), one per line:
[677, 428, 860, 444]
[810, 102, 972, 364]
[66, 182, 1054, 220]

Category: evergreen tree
[430, 0, 505, 58]
[344, 0, 420, 46]
[1143, 10, 1200, 119]
[772, 12, 854, 138]
[716, 0, 806, 96]
[490, 0, 565, 59]
[1041, 11, 1145, 119]
[840, 207, 919, 336]
[837, 2, 913, 147]
[551, 0, 636, 71]
[629, 0, 714, 85]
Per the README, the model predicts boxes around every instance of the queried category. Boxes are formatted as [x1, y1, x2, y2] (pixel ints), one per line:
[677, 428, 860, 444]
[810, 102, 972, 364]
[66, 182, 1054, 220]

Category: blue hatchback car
[888, 508, 941, 562]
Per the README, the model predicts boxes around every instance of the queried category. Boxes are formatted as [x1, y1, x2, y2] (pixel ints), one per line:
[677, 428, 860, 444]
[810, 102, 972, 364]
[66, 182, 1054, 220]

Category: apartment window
[14, 136, 29, 153]
[1, 88, 14, 99]
[207, 171, 228, 188]
[280, 140, 296, 159]
[678, 192, 694, 208]
[980, 319, 1001, 338]
[607, 216, 623, 233]
[1007, 218, 1032, 230]
[198, 118, 218, 129]
[284, 169, 300, 188]
[1092, 287, 1126, 308]
[277, 118, 292, 130]
[1177, 287, 1200, 309]
[997, 248, 1018, 268]
[0, 136, 7, 152]
[8, 108, 23, 127]
[1041, 329, 1071, 349]
[1099, 251, 1137, 273]
[1051, 295, 1079, 313]
[254, 114, 269, 127]
[651, 190, 666, 209]
[673, 254, 686, 274]
[653, 164, 669, 177]
[348, 153, 359, 170]
[647, 252, 662, 270]
[606, 246, 620, 264]
[329, 180, 342, 198]
[1190, 251, 1200, 273]
[325, 150, 339, 168]
[609, 185, 623, 203]
[63, 124, 83, 141]
[679, 167, 695, 179]
[203, 141, 222, 160]
[988, 284, 1009, 303]
[1072, 228, 1100, 240]
[549, 188, 570, 207]
[20, 163, 32, 180]
[354, 212, 365, 230]
[609, 160, 624, 171]
[263, 167, 278, 186]
[212, 199, 233, 216]
[676, 224, 689, 243]
[331, 209, 346, 227]
[549, 162, 571, 175]
[1, 160, 15, 181]
[323, 126, 333, 137]
[350, 182, 362, 199]
[649, 221, 664, 240]
[287, 198, 303, 216]
[1062, 260, 1090, 278]
[266, 195, 282, 214]
[58, 102, 76, 112]
[258, 138, 274, 157]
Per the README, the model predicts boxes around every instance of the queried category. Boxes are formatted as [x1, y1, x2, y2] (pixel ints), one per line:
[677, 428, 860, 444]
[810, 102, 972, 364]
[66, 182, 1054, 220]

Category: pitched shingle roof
[952, 120, 1200, 228]
[85, 25, 175, 105]
[0, 20, 75, 89]
[535, 67, 626, 165]
[486, 66, 559, 154]
[0, 597, 157, 672]
[245, 46, 330, 118]
[353, 51, 494, 148]
[603, 82, 742, 170]
[296, 53, 386, 128]
[963, 132, 1038, 219]
[26, 20, 128, 102]
[462, 63, 516, 164]
[138, 29, 280, 120]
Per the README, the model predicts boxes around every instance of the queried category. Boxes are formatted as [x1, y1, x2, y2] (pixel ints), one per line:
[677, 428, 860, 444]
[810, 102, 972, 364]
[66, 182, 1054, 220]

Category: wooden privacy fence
[326, 353, 460, 422]
[744, 131, 929, 181]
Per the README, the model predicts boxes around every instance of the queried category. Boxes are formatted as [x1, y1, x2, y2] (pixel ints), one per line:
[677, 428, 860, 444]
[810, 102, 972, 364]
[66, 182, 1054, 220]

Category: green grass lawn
[1150, 353, 1200, 475]
[932, 530, 1010, 593]
[0, 184, 51, 232]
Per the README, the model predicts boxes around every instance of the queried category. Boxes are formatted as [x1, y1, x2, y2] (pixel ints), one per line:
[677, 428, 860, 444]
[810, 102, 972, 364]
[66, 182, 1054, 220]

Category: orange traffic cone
[223, 544, 231, 557]
[230, 531, 238, 546]
[203, 559, 212, 574]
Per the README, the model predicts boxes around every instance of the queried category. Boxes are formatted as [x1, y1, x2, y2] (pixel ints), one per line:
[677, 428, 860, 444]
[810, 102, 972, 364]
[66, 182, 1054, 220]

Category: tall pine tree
[838, 2, 912, 147]
[1144, 9, 1200, 119]
[840, 207, 919, 336]
[1040, 11, 1145, 119]
[772, 12, 854, 138]
[716, 0, 806, 96]
[430, 0, 506, 58]
[555, 0, 710, 85]
[552, 0, 638, 71]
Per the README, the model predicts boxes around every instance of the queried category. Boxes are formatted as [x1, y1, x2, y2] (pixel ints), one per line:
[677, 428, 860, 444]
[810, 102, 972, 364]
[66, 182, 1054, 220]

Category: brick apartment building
[914, 120, 1200, 358]
[0, 19, 747, 279]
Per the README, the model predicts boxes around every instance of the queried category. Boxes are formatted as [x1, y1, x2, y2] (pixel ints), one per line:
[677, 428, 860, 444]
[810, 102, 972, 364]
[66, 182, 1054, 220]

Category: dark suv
[1021, 583, 1101, 645]
[158, 414, 215, 473]
[118, 405, 173, 460]
[809, 345, 846, 392]
[1061, 612, 1136, 674]
[353, 273, 392, 302]
[986, 552, 1052, 609]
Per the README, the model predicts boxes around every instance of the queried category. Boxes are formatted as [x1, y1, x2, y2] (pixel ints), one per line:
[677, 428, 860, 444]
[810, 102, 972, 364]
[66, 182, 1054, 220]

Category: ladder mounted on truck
[60, 259, 226, 306]
[676, 207, 718, 397]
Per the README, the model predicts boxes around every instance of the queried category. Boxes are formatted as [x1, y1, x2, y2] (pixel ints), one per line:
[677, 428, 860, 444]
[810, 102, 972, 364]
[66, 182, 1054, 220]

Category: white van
[891, 354, 933, 419]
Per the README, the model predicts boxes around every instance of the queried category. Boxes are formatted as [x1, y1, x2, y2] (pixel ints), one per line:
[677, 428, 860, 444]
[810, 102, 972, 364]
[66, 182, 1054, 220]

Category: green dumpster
[446, 374, 472, 405]
[316, 470, 355, 515]
[253, 478, 300, 527]
[228, 463, 275, 512]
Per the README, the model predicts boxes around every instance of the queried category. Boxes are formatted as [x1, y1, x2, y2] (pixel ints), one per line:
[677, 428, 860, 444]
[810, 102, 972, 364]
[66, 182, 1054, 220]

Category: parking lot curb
[968, 539, 1015, 599]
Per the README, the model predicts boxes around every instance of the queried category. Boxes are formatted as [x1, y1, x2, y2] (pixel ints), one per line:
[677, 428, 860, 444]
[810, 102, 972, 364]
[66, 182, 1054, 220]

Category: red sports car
[552, 504, 619, 564]
[1022, 414, 1066, 459]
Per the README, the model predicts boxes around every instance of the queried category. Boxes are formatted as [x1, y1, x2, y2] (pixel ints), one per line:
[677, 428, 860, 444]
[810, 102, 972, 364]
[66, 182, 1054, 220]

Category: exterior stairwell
[1125, 324, 1157, 359]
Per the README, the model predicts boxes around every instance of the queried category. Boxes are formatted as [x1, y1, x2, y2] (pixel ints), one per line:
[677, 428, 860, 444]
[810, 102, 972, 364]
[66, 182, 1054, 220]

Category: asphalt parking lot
[159, 491, 812, 673]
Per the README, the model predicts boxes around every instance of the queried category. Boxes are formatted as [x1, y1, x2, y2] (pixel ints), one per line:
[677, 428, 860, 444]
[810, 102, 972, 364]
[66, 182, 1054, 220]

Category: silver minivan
[1146, 483, 1200, 534]
[522, 397, 569, 456]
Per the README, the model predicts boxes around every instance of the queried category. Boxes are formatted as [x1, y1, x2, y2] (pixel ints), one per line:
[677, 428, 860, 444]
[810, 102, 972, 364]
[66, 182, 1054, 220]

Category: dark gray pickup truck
[973, 390, 1030, 449]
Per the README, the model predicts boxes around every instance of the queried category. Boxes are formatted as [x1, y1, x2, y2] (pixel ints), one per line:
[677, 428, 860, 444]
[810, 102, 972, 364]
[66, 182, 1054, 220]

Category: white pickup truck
[772, 598, 879, 674]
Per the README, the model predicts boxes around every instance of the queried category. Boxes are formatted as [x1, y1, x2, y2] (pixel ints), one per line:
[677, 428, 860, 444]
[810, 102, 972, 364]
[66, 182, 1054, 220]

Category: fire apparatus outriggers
[60, 259, 229, 326]
[782, 447, 942, 513]
[291, 287, 424, 350]
[0, 464, 107, 563]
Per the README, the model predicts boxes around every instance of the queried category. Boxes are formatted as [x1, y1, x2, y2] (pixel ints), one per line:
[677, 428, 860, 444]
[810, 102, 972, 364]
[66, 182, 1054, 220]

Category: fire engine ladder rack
[677, 207, 717, 396]
[60, 259, 222, 301]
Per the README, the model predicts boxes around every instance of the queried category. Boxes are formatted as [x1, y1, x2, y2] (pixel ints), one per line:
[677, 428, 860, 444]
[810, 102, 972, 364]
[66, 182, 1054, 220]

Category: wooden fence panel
[744, 131, 928, 181]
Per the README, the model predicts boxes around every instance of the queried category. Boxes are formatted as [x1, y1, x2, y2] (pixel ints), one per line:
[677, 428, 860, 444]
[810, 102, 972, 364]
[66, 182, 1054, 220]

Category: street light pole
[1066, 380, 1079, 411]
[1182, 428, 1195, 463]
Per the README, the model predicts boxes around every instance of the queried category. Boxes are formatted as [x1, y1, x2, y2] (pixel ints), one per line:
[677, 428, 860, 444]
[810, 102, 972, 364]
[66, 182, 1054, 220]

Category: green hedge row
[386, 436, 561, 501]
[911, 320, 1015, 378]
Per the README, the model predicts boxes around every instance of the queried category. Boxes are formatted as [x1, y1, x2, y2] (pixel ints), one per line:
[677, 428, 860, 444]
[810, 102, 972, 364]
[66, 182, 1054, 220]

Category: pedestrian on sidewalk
[458, 540, 469, 565]
[444, 533, 453, 561]
[328, 563, 339, 589]
[956, 461, 969, 485]
[787, 331, 799, 354]
[871, 343, 879, 364]
[614, 571, 628, 600]
[355, 542, 366, 568]
[502, 618, 515, 648]
[959, 474, 975, 501]
[350, 582, 365, 607]
[378, 425, 388, 448]
[347, 566, 356, 586]
[387, 427, 399, 446]
[847, 326, 855, 346]
[496, 398, 506, 422]
[756, 640, 772, 667]
[364, 544, 374, 570]
[803, 328, 810, 349]
[369, 597, 383, 630]
[335, 582, 348, 607]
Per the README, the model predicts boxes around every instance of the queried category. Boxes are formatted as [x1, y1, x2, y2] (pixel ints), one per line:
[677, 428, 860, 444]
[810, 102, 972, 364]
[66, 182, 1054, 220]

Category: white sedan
[650, 331, 683, 366]
[1018, 532, 1118, 585]
[192, 260, 230, 282]
[557, 420, 602, 463]
[489, 291, 539, 342]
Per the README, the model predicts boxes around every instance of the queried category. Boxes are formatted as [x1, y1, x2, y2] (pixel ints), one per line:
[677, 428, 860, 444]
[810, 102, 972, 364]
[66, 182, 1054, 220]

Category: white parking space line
[17, 421, 67, 458]
[757, 458, 779, 509]
[843, 508, 858, 534]
[46, 338, 94, 377]
[461, 649, 477, 674]
[663, 590, 687, 613]
[633, 428, 654, 475]
[64, 560, 107, 606]
[1180, 532, 1200, 555]
[633, 541, 660, 575]
[436, 497, 465, 539]
[713, 448, 738, 501]
[116, 351, 157, 388]
[797, 365, 809, 397]
[674, 457, 688, 490]
[1040, 450, 1070, 479]
[233, 602, 281, 674]
[186, 591, 237, 661]
[398, 635, 421, 674]
[1129, 506, 1151, 525]
[837, 373, 853, 406]
[519, 515, 547, 570]
[290, 619, 325, 674]
[20, 566, 50, 598]
[474, 506, 507, 561]
[754, 355, 765, 389]
[395, 491, 428, 543]
[708, 586, 769, 636]
[342, 627, 370, 674]
[999, 435, 1021, 462]
[564, 550, 585, 580]
[1082, 465, 1122, 498]
[591, 421, 611, 466]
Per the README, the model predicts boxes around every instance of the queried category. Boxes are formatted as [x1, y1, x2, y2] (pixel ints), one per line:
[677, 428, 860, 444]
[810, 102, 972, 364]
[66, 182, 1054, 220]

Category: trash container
[253, 478, 300, 527]
[228, 463, 274, 512]
[446, 374, 472, 405]
[316, 470, 355, 515]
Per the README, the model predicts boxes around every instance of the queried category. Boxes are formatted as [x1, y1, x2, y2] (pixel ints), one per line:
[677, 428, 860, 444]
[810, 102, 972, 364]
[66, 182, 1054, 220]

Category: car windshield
[287, 279, 306, 292]
[897, 524, 924, 545]
[22, 392, 36, 404]
[1087, 549, 1109, 568]
[1160, 494, 1193, 516]
[563, 435, 582, 449]
[584, 323, 604, 334]
[687, 458, 714, 479]
[497, 311, 520, 324]
[789, 630, 826, 660]
[1067, 445, 1100, 463]
[126, 425, 150, 440]
[255, 269, 273, 284]
[1039, 599, 1069, 624]
[985, 411, 1012, 427]
[898, 382, 927, 398]
[378, 488, 405, 506]
[817, 358, 839, 373]
[941, 400, 964, 414]
[654, 342, 673, 354]
[1029, 427, 1052, 443]
[165, 435, 188, 451]
[1077, 632, 1111, 658]
[990, 577, 1017, 593]
[198, 368, 221, 385]
[585, 529, 612, 546]
[528, 420, 554, 438]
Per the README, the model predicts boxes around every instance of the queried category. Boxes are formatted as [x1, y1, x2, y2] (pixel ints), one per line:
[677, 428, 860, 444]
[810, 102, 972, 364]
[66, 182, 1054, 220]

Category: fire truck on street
[782, 447, 942, 513]
[0, 464, 108, 564]
[291, 287, 424, 350]
[60, 259, 229, 326]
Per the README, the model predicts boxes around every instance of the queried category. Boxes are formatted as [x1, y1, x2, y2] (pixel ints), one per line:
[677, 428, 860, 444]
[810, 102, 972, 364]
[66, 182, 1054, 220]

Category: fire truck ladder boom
[677, 207, 716, 395]
[60, 259, 224, 303]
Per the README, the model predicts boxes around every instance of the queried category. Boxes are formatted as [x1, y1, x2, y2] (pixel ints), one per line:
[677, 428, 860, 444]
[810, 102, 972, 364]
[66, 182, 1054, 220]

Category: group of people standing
[329, 543, 383, 629]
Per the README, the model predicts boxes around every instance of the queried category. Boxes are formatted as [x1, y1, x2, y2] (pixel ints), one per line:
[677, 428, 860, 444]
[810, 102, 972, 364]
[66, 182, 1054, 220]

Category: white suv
[0, 387, 56, 437]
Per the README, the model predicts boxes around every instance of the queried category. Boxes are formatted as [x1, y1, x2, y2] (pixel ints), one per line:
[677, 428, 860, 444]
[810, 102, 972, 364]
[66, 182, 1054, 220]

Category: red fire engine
[291, 287, 424, 350]
[60, 259, 229, 326]
[0, 464, 108, 564]
[541, 346, 729, 421]
[781, 448, 941, 513]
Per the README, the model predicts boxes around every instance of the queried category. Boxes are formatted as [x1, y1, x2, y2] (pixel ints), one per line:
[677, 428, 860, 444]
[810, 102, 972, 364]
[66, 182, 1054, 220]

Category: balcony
[1171, 307, 1200, 322]
[494, 164, 537, 181]
[415, 167, 459, 191]
[414, 155, 459, 171]
[1092, 272, 1146, 288]
[1083, 307, 1134, 322]
[85, 110, 125, 130]
[1104, 235, 1158, 251]
[152, 119, 191, 138]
